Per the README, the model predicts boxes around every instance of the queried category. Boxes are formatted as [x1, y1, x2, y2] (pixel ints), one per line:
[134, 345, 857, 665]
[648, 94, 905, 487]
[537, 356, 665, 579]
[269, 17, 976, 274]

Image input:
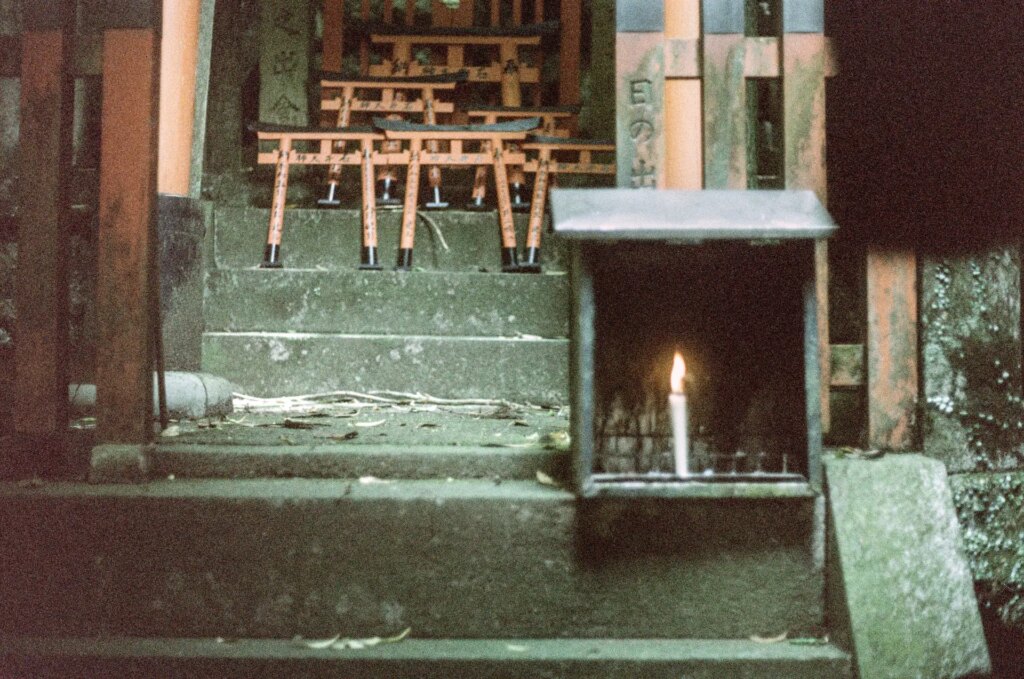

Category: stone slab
[258, 0, 310, 127]
[152, 444, 569, 481]
[204, 269, 569, 338]
[920, 246, 1023, 472]
[201, 332, 569, 404]
[0, 637, 851, 679]
[824, 453, 990, 679]
[212, 207, 568, 273]
[0, 479, 823, 639]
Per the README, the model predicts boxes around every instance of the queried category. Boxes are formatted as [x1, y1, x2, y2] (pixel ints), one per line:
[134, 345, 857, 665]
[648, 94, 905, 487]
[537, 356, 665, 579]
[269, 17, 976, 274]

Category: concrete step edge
[0, 636, 851, 663]
[150, 443, 569, 480]
[0, 478, 574, 501]
[206, 267, 568, 279]
[202, 331, 569, 342]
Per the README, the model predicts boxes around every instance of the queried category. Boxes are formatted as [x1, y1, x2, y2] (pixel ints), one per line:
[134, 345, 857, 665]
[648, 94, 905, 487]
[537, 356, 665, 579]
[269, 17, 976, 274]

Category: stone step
[212, 207, 569, 272]
[151, 443, 569, 481]
[0, 637, 852, 678]
[204, 268, 569, 337]
[201, 332, 569, 403]
[0, 479, 824, 640]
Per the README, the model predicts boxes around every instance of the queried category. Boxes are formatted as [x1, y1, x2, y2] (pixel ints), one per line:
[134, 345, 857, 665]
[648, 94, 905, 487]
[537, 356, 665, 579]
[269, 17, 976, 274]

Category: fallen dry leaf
[283, 419, 321, 430]
[328, 431, 359, 442]
[16, 477, 45, 489]
[750, 631, 788, 644]
[304, 634, 341, 650]
[536, 470, 558, 487]
[303, 627, 411, 651]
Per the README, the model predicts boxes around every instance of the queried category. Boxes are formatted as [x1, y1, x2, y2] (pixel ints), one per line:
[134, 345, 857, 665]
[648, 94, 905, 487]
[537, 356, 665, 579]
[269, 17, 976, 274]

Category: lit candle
[669, 352, 689, 476]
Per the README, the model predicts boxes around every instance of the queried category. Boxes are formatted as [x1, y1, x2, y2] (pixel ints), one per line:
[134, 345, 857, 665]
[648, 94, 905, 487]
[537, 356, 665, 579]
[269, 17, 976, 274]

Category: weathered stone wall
[921, 246, 1024, 472]
[951, 471, 1024, 632]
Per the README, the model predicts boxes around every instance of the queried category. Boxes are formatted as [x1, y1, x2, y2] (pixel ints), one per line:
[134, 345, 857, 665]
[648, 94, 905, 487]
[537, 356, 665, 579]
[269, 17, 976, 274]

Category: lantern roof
[551, 189, 836, 242]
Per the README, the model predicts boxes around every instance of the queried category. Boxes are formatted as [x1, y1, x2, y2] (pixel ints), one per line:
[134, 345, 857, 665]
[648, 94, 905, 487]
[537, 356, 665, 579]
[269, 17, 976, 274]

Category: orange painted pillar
[159, 0, 201, 195]
[322, 0, 345, 73]
[13, 3, 75, 475]
[558, 0, 581, 106]
[663, 0, 701, 189]
[92, 2, 162, 477]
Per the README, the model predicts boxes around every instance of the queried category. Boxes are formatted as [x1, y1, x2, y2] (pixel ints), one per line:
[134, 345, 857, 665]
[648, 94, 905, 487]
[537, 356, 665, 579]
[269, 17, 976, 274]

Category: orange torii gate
[317, 71, 466, 207]
[465, 105, 579, 211]
[256, 125, 386, 269]
[518, 136, 615, 271]
[321, 0, 582, 106]
[371, 116, 539, 272]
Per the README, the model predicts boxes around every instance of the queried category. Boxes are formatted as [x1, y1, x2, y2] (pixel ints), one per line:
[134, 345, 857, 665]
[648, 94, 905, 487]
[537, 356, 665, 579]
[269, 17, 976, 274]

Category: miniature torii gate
[316, 71, 465, 207]
[321, 0, 582, 107]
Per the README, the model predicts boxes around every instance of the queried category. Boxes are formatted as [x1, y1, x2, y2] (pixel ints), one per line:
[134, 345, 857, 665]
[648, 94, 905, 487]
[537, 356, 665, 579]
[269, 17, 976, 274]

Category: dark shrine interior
[591, 241, 810, 476]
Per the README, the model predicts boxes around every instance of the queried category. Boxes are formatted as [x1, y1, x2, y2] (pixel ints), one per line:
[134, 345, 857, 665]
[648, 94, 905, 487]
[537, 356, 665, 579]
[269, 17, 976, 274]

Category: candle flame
[670, 352, 686, 394]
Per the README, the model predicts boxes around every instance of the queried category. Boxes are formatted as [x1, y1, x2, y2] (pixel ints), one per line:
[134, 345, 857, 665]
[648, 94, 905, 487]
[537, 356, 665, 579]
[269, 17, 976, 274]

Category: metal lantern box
[551, 189, 837, 498]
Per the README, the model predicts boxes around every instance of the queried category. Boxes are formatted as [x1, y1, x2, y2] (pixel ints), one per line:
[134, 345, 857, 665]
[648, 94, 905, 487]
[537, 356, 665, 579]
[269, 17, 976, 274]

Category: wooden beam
[13, 26, 74, 469]
[95, 28, 160, 445]
[866, 249, 919, 450]
[558, 0, 581, 106]
[830, 343, 865, 387]
[322, 0, 344, 73]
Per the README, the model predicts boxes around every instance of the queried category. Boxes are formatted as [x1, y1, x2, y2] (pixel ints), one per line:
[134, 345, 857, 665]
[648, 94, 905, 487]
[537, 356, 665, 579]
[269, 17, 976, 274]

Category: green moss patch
[950, 471, 1024, 628]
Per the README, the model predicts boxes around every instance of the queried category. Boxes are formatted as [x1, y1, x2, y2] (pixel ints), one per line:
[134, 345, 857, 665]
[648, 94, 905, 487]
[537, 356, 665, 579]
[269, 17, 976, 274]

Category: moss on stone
[950, 470, 1024, 629]
[922, 250, 1024, 471]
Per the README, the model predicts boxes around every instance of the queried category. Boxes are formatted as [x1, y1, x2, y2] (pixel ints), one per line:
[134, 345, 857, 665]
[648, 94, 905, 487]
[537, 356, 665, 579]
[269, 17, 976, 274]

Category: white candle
[669, 352, 688, 476]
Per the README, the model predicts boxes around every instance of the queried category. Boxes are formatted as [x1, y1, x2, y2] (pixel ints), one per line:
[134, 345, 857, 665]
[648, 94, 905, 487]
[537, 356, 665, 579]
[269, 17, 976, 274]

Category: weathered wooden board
[322, 0, 344, 73]
[616, 32, 664, 189]
[95, 29, 160, 444]
[830, 344, 865, 387]
[783, 32, 830, 434]
[702, 33, 745, 189]
[14, 27, 73, 455]
[866, 249, 918, 450]
[558, 0, 581, 106]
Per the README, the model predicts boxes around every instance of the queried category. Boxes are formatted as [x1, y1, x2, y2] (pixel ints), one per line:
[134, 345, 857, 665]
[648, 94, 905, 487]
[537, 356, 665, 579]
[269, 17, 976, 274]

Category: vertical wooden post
[558, 0, 581, 106]
[91, 3, 161, 480]
[360, 0, 371, 74]
[783, 29, 831, 435]
[664, 0, 701, 189]
[159, 0, 201, 195]
[13, 2, 75, 473]
[701, 33, 746, 189]
[322, 0, 345, 73]
[866, 249, 918, 449]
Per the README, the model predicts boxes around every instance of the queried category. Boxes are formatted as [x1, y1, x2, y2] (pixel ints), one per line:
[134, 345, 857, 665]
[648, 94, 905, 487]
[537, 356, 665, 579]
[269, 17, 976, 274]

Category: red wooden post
[558, 0, 581, 106]
[866, 249, 919, 449]
[91, 3, 162, 479]
[12, 3, 75, 474]
[322, 0, 345, 73]
[783, 33, 831, 435]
